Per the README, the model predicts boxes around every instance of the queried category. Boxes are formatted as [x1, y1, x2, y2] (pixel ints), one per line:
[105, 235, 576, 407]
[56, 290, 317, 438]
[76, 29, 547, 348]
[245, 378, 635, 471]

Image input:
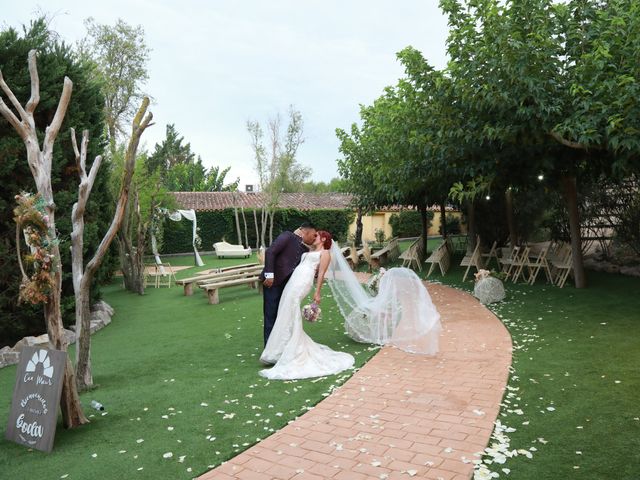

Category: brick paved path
[199, 283, 512, 480]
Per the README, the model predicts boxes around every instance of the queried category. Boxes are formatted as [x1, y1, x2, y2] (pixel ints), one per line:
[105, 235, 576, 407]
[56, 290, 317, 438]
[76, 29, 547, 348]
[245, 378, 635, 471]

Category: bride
[260, 231, 355, 380]
[259, 232, 442, 380]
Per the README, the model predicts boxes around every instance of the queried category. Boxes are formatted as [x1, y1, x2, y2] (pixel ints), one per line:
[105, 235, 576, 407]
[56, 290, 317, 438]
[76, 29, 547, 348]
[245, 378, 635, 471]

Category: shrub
[389, 210, 433, 238]
[440, 214, 461, 235]
[161, 208, 355, 253]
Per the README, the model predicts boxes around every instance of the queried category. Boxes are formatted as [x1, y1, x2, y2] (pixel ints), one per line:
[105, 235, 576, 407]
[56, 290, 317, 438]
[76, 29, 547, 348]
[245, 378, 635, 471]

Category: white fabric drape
[168, 209, 204, 266]
[152, 208, 204, 268]
[327, 242, 441, 355]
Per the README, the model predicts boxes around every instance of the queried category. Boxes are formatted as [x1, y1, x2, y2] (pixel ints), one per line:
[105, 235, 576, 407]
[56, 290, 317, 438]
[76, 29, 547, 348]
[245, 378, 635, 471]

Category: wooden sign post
[5, 346, 67, 453]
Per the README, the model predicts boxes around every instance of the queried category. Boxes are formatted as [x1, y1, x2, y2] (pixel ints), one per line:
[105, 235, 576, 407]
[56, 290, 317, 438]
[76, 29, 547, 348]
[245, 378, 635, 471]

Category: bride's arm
[313, 251, 331, 304]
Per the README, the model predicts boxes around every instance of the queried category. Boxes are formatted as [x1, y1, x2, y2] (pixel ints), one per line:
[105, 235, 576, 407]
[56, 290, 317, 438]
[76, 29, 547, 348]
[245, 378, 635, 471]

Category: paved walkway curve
[199, 283, 512, 480]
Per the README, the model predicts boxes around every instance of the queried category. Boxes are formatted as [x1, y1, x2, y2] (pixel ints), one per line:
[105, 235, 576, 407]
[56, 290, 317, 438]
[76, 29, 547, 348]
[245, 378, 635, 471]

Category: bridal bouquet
[302, 302, 321, 322]
[366, 267, 386, 295]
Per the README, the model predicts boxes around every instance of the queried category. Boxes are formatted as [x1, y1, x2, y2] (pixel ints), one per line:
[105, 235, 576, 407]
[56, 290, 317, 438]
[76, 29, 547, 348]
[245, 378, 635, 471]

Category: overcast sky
[2, 1, 450, 190]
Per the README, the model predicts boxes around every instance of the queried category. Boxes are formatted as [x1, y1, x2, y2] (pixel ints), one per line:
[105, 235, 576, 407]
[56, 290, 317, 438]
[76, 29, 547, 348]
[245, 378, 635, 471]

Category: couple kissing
[258, 222, 355, 380]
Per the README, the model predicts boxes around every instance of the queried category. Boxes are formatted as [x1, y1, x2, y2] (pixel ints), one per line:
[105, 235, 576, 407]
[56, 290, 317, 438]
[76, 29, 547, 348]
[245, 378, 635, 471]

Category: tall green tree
[78, 17, 150, 148]
[440, 0, 640, 287]
[247, 106, 311, 245]
[148, 123, 239, 191]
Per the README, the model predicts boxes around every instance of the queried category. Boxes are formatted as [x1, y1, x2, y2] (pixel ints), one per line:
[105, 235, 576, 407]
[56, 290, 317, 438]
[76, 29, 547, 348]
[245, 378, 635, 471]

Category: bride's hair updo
[317, 230, 332, 250]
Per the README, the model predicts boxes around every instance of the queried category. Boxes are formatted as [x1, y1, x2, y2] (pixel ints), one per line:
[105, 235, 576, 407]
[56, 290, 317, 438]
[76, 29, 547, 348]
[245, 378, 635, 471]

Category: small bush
[389, 210, 433, 238]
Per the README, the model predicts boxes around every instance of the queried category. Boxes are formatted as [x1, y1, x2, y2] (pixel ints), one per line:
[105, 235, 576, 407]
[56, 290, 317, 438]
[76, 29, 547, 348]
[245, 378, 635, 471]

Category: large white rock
[474, 277, 506, 305]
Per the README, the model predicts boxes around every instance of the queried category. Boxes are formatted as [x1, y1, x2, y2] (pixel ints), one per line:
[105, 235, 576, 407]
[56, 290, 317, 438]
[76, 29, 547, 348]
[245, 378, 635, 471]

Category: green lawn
[0, 253, 378, 479]
[2, 246, 639, 479]
[424, 251, 640, 479]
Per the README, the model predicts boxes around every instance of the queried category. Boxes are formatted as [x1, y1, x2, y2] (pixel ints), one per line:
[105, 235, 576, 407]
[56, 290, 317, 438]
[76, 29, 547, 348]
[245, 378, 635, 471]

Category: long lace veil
[327, 242, 441, 355]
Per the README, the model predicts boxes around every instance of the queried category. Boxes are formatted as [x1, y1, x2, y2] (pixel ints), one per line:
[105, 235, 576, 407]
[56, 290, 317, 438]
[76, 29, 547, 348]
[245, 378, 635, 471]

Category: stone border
[0, 300, 114, 369]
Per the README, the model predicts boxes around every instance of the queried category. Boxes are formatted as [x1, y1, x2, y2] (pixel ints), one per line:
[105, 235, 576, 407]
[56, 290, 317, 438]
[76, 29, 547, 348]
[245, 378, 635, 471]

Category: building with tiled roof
[171, 192, 354, 212]
[172, 192, 462, 242]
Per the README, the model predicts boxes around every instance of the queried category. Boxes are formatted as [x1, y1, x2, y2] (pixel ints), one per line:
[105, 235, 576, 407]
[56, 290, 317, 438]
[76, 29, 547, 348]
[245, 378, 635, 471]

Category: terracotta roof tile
[171, 192, 355, 211]
[171, 192, 456, 212]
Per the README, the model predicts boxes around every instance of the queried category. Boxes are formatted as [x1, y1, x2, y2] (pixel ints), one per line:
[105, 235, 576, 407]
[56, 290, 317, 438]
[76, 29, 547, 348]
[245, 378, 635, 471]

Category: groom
[260, 222, 318, 345]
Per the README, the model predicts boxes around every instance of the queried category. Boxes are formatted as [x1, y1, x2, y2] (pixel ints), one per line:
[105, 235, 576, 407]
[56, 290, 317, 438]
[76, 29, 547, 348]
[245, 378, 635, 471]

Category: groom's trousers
[263, 276, 291, 345]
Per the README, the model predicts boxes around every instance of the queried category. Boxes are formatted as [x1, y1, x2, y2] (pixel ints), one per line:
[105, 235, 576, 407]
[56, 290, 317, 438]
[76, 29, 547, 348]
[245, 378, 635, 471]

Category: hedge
[389, 210, 434, 238]
[161, 208, 356, 254]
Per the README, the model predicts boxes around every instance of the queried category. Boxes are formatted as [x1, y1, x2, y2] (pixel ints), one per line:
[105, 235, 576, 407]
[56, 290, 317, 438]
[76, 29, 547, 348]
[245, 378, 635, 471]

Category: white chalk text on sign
[5, 347, 66, 453]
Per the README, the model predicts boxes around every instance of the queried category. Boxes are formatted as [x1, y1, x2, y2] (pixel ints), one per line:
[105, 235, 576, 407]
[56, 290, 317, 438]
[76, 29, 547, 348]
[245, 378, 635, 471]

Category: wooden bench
[425, 242, 451, 277]
[194, 262, 259, 276]
[370, 237, 400, 269]
[199, 273, 263, 304]
[460, 239, 484, 282]
[176, 264, 261, 296]
[398, 237, 424, 271]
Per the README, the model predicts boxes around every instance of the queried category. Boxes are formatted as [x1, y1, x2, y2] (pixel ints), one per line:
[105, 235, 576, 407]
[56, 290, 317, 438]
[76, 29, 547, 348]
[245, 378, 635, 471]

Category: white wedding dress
[260, 251, 355, 380]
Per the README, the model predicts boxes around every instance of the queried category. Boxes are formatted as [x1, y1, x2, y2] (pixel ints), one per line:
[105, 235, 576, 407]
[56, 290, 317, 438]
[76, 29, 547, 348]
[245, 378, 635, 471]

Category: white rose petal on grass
[137, 467, 143, 471]
[546, 406, 556, 412]
[119, 450, 127, 454]
[61, 475, 69, 479]
[178, 455, 186, 463]
[167, 426, 174, 431]
[200, 402, 209, 407]
[91, 453, 97, 458]
[136, 439, 144, 443]
[163, 452, 173, 459]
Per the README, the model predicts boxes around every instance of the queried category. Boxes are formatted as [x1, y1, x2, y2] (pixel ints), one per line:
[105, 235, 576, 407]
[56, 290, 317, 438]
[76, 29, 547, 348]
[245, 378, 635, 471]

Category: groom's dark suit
[260, 231, 308, 344]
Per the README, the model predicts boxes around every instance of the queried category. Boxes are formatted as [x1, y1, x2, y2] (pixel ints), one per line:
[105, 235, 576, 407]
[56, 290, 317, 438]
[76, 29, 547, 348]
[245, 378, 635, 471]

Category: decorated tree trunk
[0, 50, 87, 427]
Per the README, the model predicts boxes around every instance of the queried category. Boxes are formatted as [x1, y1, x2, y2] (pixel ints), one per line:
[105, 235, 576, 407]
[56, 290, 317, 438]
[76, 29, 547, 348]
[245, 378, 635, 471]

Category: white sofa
[213, 241, 252, 259]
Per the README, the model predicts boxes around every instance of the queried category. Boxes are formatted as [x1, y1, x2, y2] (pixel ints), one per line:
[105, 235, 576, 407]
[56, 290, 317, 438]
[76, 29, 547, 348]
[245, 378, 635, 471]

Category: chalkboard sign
[5, 346, 67, 453]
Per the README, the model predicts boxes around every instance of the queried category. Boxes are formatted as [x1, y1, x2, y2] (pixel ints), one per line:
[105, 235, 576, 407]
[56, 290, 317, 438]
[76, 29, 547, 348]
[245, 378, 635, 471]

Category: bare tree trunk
[419, 203, 428, 256]
[561, 175, 586, 288]
[253, 209, 260, 249]
[69, 99, 152, 388]
[70, 129, 102, 390]
[269, 209, 275, 246]
[505, 188, 517, 247]
[234, 206, 242, 245]
[241, 207, 249, 248]
[115, 99, 154, 294]
[260, 207, 268, 247]
[440, 202, 447, 237]
[0, 50, 88, 427]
